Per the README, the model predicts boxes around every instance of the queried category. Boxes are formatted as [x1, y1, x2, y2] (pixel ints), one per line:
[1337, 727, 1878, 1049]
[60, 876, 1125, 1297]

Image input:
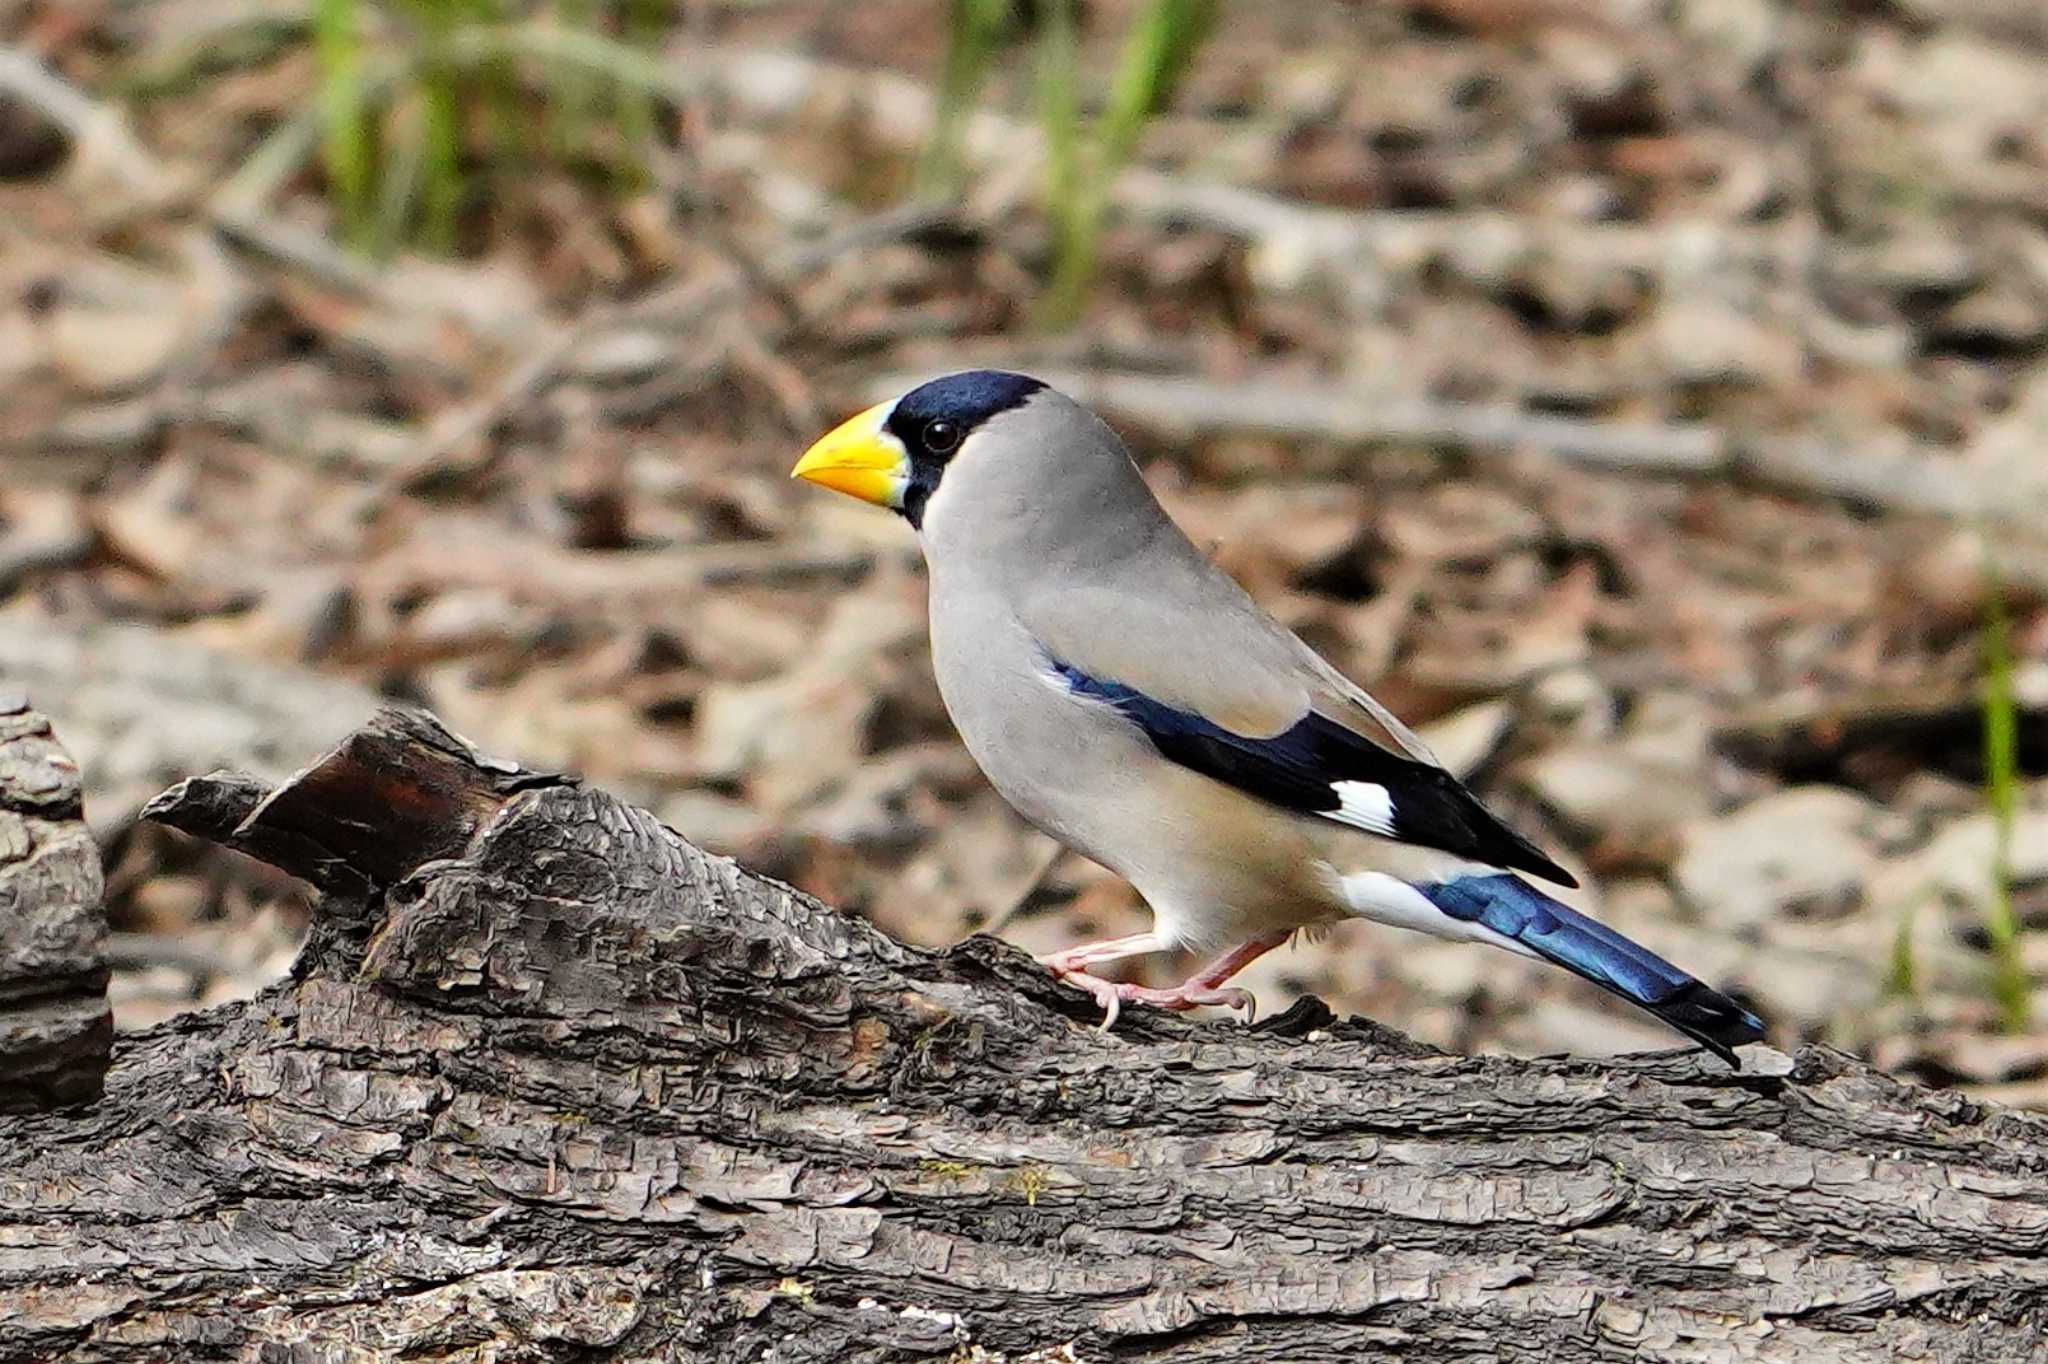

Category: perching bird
[792, 370, 1764, 1064]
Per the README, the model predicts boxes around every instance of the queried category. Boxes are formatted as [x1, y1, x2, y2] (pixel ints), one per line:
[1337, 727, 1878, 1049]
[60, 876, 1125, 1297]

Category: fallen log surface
[0, 699, 107, 1114]
[3, 707, 2047, 1363]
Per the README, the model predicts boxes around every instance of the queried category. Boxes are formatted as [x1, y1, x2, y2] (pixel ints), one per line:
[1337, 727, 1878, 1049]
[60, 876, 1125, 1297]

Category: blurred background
[2, 0, 2045, 1094]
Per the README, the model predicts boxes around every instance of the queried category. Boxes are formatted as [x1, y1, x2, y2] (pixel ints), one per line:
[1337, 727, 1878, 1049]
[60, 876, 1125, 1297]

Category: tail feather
[1418, 873, 1764, 1066]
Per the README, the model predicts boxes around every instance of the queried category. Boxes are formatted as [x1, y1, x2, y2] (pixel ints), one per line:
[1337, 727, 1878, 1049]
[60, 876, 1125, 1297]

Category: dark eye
[923, 419, 962, 454]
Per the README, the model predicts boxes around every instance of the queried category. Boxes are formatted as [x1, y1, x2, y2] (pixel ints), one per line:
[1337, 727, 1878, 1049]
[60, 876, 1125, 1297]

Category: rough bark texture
[0, 697, 108, 1113]
[3, 708, 2047, 1363]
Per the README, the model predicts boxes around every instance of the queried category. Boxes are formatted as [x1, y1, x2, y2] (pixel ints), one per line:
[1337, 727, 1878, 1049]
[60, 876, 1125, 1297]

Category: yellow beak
[790, 402, 908, 508]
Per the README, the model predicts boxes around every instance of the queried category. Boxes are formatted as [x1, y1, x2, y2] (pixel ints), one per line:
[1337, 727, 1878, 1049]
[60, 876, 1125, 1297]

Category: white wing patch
[1328, 780, 1395, 835]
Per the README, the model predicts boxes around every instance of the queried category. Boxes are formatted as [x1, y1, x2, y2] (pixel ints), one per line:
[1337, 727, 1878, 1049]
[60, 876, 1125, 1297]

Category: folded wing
[1047, 655, 1577, 887]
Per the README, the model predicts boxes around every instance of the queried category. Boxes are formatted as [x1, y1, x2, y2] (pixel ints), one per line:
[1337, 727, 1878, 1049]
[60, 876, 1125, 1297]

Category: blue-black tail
[1417, 873, 1764, 1066]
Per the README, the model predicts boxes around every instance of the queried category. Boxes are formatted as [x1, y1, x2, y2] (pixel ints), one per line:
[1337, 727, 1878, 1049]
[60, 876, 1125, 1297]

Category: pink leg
[1037, 932, 1161, 978]
[1190, 933, 1293, 990]
[1036, 933, 1166, 1031]
[1110, 932, 1291, 1024]
[1039, 930, 1291, 1030]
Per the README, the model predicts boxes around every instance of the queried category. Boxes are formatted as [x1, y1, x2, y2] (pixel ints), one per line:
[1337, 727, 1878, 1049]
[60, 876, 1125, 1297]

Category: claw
[1039, 931, 1285, 1031]
[1044, 964, 1123, 1029]
[1089, 976, 1122, 1031]
[1047, 970, 1258, 1029]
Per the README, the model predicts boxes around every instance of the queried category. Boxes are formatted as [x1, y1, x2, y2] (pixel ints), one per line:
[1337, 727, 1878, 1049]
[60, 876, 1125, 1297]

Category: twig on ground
[852, 367, 2048, 595]
[0, 529, 94, 595]
[377, 201, 958, 497]
[101, 931, 236, 978]
[908, 367, 2038, 528]
[870, 364, 1737, 474]
[0, 45, 183, 209]
[976, 836, 1069, 940]
[358, 518, 908, 609]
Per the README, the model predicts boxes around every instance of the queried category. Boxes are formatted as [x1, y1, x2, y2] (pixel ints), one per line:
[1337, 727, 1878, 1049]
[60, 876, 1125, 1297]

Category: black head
[882, 370, 1045, 527]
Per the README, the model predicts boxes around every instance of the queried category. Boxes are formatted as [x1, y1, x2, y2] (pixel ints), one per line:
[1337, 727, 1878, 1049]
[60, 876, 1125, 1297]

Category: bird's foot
[1045, 967, 1257, 1031]
[1116, 981, 1258, 1024]
[1047, 969, 1127, 1030]
[1035, 932, 1160, 981]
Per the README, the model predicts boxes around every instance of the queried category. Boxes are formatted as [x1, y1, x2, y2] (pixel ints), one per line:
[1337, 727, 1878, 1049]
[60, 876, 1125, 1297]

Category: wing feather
[1013, 517, 1571, 884]
[1048, 655, 1577, 887]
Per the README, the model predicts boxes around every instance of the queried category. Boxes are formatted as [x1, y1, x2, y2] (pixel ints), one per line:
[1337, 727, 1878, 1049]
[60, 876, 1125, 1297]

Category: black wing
[1050, 658, 1576, 887]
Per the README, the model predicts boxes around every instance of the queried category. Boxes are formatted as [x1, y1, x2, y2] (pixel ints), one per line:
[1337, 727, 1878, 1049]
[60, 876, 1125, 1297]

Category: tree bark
[0, 697, 107, 1113]
[3, 707, 2046, 1363]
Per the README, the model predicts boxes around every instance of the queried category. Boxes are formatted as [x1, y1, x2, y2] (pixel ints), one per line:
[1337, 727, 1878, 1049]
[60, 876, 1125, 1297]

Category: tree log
[3, 707, 2047, 1363]
[0, 697, 108, 1113]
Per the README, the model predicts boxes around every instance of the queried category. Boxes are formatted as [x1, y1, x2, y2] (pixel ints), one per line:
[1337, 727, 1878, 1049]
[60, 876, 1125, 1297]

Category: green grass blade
[313, 0, 373, 248]
[612, 0, 666, 194]
[549, 0, 599, 165]
[1033, 0, 1216, 326]
[421, 88, 463, 254]
[288, 2, 680, 256]
[415, 1, 467, 255]
[447, 21, 686, 100]
[1884, 898, 1918, 999]
[221, 46, 417, 219]
[470, 0, 528, 203]
[919, 0, 1013, 196]
[371, 93, 428, 257]
[1034, 0, 1092, 326]
[1980, 547, 2030, 1032]
[1099, 0, 1215, 171]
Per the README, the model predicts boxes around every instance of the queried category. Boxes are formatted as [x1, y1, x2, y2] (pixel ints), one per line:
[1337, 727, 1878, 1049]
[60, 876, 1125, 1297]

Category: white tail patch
[1338, 870, 1537, 958]
[1329, 780, 1395, 835]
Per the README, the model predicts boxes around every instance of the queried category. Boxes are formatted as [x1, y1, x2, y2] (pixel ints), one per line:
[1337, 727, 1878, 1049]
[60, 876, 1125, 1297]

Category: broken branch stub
[2, 706, 2046, 1361]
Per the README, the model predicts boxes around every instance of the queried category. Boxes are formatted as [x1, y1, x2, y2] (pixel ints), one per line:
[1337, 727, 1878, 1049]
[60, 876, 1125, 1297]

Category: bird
[791, 370, 1764, 1065]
